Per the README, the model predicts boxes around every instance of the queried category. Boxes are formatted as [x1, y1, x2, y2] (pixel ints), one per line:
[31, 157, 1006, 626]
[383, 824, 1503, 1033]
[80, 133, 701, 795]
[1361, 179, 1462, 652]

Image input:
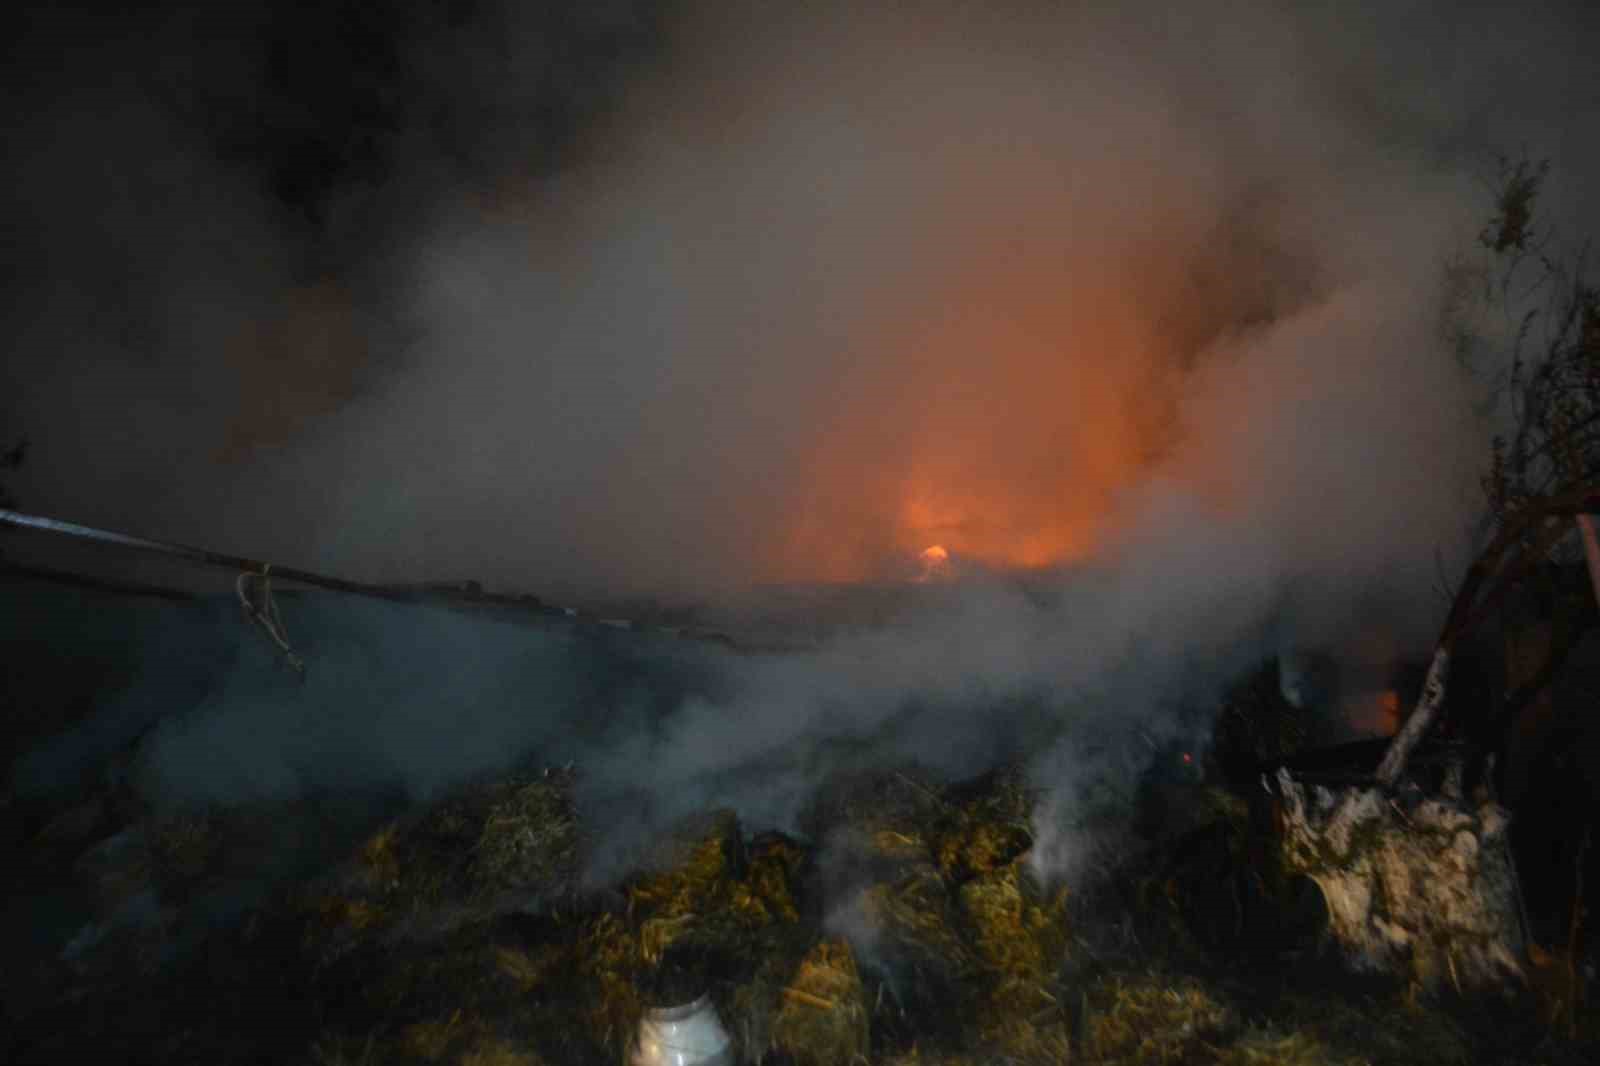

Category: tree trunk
[1376, 647, 1450, 788]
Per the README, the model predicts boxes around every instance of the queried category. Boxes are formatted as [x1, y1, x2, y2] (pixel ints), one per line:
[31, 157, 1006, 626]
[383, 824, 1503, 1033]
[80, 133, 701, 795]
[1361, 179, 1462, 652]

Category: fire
[1377, 689, 1402, 734]
[916, 544, 952, 581]
[1347, 688, 1403, 737]
[764, 257, 1176, 584]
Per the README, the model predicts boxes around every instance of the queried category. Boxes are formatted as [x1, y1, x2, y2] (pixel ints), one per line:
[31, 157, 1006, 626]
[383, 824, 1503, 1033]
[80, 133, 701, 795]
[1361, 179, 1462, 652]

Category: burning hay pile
[273, 761, 1100, 1063]
[18, 745, 1598, 1066]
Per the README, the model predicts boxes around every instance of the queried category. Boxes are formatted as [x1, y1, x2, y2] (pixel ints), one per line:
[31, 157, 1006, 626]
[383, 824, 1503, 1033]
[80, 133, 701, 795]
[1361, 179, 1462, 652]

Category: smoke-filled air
[6, 0, 1600, 898]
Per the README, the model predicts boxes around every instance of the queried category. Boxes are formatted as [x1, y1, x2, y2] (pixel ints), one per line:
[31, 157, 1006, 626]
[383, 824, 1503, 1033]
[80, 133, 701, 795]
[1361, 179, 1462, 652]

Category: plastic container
[628, 993, 736, 1066]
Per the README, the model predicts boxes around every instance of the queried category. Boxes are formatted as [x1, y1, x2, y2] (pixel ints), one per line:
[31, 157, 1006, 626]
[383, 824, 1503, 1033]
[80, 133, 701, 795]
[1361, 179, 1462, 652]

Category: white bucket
[628, 993, 735, 1066]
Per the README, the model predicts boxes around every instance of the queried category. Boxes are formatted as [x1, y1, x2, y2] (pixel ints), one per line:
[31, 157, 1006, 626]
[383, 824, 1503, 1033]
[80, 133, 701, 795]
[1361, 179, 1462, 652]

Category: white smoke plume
[6, 0, 1600, 891]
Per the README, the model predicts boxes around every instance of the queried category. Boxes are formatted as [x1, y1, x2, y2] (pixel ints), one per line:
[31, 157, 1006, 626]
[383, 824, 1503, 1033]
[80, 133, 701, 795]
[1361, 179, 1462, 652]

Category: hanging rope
[236, 564, 305, 675]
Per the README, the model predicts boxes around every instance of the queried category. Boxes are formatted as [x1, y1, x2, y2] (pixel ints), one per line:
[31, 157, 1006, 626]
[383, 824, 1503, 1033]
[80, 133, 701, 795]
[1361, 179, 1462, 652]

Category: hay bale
[361, 822, 403, 888]
[471, 776, 578, 894]
[981, 1018, 1075, 1063]
[1209, 1028, 1367, 1066]
[400, 1012, 480, 1060]
[578, 911, 644, 1051]
[637, 808, 744, 878]
[1080, 972, 1235, 1065]
[723, 927, 817, 1061]
[295, 767, 581, 959]
[804, 767, 947, 851]
[960, 858, 1069, 1012]
[583, 809, 795, 1055]
[771, 939, 870, 1065]
[1269, 987, 1475, 1065]
[627, 809, 746, 966]
[390, 1014, 548, 1066]
[734, 831, 805, 925]
[934, 764, 1036, 883]
[494, 945, 564, 994]
[456, 1036, 546, 1066]
[860, 864, 975, 982]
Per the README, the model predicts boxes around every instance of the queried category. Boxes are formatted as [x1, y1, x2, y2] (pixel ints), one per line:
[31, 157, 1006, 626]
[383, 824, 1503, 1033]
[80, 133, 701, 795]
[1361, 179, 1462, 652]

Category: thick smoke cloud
[6, 0, 1600, 895]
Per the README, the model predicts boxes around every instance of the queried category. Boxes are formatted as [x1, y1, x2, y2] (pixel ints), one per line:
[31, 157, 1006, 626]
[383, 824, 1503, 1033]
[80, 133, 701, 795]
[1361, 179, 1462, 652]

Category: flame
[1347, 688, 1403, 737]
[1376, 689, 1402, 734]
[763, 243, 1181, 584]
[915, 543, 952, 582]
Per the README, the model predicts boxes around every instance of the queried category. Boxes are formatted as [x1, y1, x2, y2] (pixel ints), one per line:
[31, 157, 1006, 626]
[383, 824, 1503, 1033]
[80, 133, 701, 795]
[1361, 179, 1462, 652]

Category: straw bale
[456, 1037, 546, 1066]
[960, 858, 1069, 1011]
[735, 832, 805, 924]
[771, 938, 870, 1065]
[1080, 972, 1235, 1065]
[861, 864, 976, 980]
[472, 775, 578, 893]
[934, 764, 1036, 884]
[577, 910, 644, 1051]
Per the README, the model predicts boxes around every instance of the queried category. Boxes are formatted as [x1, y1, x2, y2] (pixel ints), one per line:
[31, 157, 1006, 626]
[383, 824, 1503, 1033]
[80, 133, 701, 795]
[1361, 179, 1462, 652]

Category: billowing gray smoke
[5, 0, 1600, 886]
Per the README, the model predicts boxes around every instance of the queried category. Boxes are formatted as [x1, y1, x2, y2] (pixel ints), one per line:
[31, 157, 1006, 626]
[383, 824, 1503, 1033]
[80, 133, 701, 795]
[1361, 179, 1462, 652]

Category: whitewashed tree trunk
[1274, 769, 1527, 995]
[1376, 647, 1450, 788]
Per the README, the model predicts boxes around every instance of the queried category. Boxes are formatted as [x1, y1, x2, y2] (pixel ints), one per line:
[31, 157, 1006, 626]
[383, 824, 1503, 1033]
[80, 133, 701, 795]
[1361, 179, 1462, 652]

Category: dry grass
[455, 1037, 545, 1066]
[360, 822, 401, 886]
[933, 765, 1036, 884]
[734, 833, 806, 924]
[1265, 990, 1474, 1066]
[493, 946, 562, 994]
[576, 911, 643, 1051]
[52, 756, 1594, 1066]
[1080, 972, 1235, 1065]
[311, 894, 386, 934]
[860, 865, 977, 983]
[400, 1012, 475, 1059]
[472, 778, 578, 893]
[771, 938, 871, 1064]
[1208, 1027, 1370, 1066]
[961, 858, 1070, 1000]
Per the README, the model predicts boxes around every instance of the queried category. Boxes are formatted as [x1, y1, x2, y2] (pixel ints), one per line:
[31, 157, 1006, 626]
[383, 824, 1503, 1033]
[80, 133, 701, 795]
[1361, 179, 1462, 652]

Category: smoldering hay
[12, 0, 1598, 884]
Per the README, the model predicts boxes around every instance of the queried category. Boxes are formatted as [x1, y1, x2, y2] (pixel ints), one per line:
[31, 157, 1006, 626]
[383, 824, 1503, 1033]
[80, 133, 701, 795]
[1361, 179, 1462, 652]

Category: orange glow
[1377, 689, 1402, 733]
[916, 543, 952, 582]
[1348, 689, 1403, 737]
[761, 238, 1189, 584]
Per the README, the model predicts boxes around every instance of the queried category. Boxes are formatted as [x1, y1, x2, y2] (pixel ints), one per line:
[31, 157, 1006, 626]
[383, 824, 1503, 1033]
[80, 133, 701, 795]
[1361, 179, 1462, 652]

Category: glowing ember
[917, 543, 952, 582]
[1377, 689, 1402, 733]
